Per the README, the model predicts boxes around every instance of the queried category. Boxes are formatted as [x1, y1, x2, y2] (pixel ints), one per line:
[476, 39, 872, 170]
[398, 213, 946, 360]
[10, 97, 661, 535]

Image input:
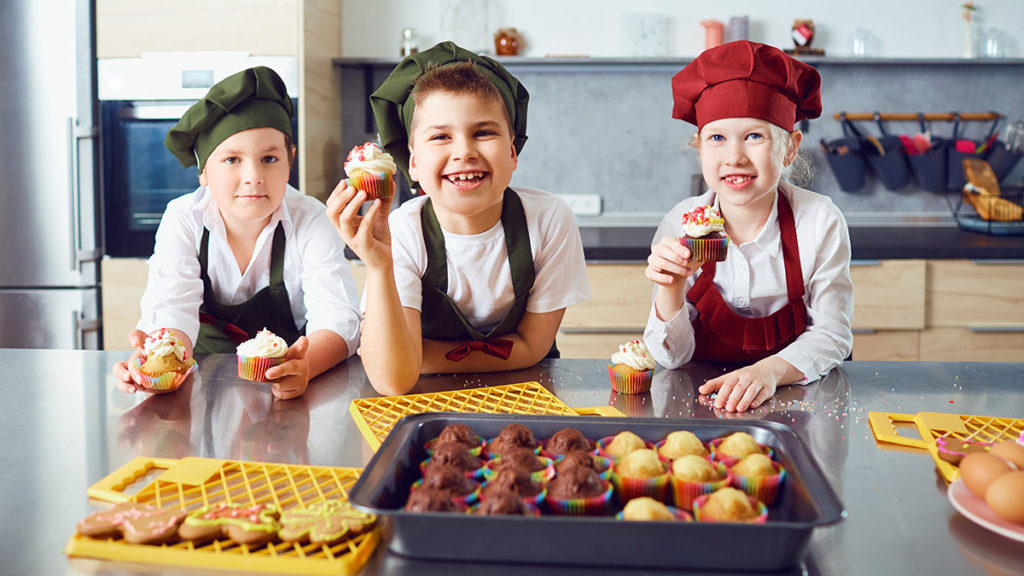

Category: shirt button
[737, 299, 748, 307]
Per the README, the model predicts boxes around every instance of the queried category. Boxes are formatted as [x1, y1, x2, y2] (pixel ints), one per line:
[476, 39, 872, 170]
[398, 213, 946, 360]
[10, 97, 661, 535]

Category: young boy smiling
[327, 42, 589, 395]
[112, 67, 361, 399]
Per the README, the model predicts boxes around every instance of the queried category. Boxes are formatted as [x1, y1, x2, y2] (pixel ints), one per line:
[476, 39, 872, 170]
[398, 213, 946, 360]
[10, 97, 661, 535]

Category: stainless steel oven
[99, 54, 298, 257]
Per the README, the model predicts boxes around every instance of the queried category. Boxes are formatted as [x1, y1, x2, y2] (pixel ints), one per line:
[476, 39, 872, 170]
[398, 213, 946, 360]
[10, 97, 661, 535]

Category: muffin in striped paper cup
[425, 423, 486, 457]
[728, 453, 786, 505]
[412, 464, 481, 510]
[596, 430, 651, 461]
[668, 455, 732, 511]
[480, 468, 547, 509]
[617, 497, 693, 522]
[554, 450, 613, 481]
[692, 487, 768, 524]
[130, 328, 198, 391]
[344, 142, 396, 200]
[611, 448, 671, 504]
[483, 448, 555, 483]
[709, 432, 774, 468]
[545, 466, 614, 516]
[235, 328, 288, 382]
[655, 430, 710, 462]
[607, 339, 655, 394]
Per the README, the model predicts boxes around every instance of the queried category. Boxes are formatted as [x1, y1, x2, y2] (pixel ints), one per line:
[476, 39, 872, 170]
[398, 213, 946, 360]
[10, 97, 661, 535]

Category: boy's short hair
[411, 62, 514, 135]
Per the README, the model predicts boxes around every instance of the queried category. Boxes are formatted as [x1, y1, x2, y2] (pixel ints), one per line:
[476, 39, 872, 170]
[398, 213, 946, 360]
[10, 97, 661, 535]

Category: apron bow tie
[444, 339, 514, 362]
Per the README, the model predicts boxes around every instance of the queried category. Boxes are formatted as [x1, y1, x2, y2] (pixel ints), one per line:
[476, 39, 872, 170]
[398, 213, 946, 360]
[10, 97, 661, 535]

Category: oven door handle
[120, 104, 194, 121]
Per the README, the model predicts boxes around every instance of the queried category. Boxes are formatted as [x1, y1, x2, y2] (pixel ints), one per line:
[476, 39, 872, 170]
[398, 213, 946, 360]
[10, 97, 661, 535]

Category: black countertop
[581, 226, 1024, 261]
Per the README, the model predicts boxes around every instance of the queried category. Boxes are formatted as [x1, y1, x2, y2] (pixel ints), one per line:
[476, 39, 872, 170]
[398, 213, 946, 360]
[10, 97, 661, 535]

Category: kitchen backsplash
[338, 58, 1024, 227]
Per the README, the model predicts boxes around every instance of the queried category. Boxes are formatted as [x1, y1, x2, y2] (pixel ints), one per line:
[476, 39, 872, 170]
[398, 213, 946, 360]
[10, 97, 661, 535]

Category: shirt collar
[194, 185, 295, 236]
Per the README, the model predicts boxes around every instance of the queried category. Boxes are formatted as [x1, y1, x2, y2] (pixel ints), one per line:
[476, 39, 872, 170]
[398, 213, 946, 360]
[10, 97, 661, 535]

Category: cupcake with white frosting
[607, 339, 656, 394]
[680, 205, 729, 262]
[344, 142, 397, 200]
[236, 328, 288, 382]
[130, 328, 197, 390]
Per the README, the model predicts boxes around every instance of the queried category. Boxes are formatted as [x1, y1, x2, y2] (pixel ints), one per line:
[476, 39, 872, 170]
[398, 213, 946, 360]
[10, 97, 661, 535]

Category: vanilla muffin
[671, 455, 722, 483]
[695, 487, 763, 523]
[616, 449, 666, 479]
[603, 431, 646, 459]
[716, 432, 763, 460]
[658, 430, 708, 460]
[731, 453, 776, 478]
[140, 328, 190, 376]
[622, 497, 676, 522]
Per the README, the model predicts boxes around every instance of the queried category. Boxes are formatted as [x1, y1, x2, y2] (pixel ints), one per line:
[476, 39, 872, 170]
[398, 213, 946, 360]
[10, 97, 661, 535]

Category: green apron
[195, 221, 304, 353]
[419, 190, 558, 360]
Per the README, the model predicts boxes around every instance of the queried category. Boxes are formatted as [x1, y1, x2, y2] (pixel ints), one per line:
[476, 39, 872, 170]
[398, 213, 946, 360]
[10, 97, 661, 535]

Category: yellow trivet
[65, 456, 378, 576]
[350, 381, 622, 451]
[868, 411, 1024, 483]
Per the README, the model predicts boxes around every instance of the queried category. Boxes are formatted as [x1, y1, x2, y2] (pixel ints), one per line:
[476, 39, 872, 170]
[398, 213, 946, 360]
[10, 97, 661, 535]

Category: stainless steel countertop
[2, 349, 1021, 575]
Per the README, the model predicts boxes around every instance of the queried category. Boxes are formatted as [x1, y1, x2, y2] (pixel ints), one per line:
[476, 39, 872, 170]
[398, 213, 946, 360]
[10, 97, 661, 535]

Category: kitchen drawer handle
[968, 326, 1024, 333]
[851, 329, 877, 334]
[559, 328, 644, 334]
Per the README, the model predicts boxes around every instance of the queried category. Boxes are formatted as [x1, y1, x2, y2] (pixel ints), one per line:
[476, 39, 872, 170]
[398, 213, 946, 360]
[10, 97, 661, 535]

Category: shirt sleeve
[774, 199, 854, 382]
[388, 203, 426, 312]
[526, 197, 591, 313]
[295, 201, 362, 357]
[137, 197, 204, 344]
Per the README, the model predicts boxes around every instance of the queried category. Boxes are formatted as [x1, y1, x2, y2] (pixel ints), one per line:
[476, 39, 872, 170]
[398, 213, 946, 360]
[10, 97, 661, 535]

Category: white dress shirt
[643, 183, 853, 382]
[138, 185, 361, 354]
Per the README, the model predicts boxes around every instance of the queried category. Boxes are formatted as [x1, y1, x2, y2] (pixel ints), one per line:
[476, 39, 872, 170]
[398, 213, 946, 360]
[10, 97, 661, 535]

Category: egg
[959, 452, 1014, 498]
[985, 471, 1024, 525]
[989, 440, 1024, 470]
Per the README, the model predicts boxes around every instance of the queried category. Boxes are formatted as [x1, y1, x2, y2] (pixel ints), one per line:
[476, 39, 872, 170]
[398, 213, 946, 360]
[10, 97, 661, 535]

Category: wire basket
[946, 184, 1024, 235]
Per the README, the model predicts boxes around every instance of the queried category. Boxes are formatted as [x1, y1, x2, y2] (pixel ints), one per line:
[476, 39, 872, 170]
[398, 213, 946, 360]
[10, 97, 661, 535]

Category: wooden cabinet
[101, 258, 148, 350]
[558, 264, 648, 358]
[922, 260, 1024, 361]
[849, 259, 926, 361]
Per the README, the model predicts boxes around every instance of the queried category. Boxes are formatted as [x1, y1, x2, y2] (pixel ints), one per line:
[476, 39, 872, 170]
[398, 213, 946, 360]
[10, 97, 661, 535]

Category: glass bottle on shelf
[400, 28, 419, 57]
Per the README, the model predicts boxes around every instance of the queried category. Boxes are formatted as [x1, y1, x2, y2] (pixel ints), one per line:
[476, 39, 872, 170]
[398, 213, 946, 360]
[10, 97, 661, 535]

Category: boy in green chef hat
[112, 66, 361, 400]
[326, 42, 590, 395]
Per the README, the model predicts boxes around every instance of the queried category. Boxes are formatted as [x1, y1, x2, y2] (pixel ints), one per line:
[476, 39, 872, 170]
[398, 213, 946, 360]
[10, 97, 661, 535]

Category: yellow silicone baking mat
[350, 381, 621, 451]
[65, 456, 378, 575]
[869, 411, 1024, 483]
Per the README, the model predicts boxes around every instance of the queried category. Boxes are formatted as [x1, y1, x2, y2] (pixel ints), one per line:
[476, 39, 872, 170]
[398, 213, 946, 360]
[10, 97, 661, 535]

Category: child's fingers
[285, 336, 309, 360]
[734, 383, 764, 412]
[271, 380, 304, 400]
[356, 199, 383, 241]
[697, 376, 724, 395]
[128, 329, 147, 349]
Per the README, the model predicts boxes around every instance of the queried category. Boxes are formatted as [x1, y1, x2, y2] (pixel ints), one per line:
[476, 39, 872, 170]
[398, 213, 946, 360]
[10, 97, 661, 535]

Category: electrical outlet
[555, 194, 603, 216]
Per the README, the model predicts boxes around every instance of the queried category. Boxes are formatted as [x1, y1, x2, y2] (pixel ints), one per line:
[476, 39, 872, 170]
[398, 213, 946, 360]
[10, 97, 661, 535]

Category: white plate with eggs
[948, 478, 1024, 543]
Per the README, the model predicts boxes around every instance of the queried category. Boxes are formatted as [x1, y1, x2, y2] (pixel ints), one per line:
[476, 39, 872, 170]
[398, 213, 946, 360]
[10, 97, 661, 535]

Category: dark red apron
[685, 190, 807, 363]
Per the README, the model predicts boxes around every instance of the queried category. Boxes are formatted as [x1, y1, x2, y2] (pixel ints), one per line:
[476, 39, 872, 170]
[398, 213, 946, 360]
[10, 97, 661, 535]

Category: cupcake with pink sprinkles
[679, 205, 729, 262]
[236, 328, 288, 382]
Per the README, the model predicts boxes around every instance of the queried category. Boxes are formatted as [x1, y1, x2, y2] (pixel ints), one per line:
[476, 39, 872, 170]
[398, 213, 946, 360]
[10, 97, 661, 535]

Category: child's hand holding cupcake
[117, 328, 197, 395]
[236, 329, 311, 400]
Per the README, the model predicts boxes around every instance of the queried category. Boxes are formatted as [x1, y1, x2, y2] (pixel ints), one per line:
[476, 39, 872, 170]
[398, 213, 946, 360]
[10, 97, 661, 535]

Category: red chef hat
[671, 41, 821, 131]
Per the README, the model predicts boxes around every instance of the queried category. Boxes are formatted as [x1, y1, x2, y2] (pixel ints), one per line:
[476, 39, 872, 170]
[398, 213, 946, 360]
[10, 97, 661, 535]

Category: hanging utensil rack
[832, 112, 1002, 122]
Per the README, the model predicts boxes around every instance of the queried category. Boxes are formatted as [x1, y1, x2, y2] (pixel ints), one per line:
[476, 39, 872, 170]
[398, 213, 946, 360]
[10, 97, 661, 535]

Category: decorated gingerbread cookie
[279, 499, 376, 546]
[178, 502, 281, 548]
[76, 501, 187, 545]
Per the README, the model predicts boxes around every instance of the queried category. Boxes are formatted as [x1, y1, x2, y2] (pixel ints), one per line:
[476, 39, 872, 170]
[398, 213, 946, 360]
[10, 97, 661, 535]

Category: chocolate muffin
[421, 464, 479, 497]
[486, 423, 539, 458]
[548, 465, 606, 500]
[404, 488, 459, 513]
[556, 450, 608, 475]
[492, 447, 546, 474]
[481, 468, 543, 500]
[474, 492, 533, 516]
[544, 427, 594, 456]
[428, 441, 483, 473]
[434, 424, 482, 449]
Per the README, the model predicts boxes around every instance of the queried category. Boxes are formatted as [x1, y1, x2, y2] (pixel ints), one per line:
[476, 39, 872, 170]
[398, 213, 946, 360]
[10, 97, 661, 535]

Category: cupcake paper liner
[419, 457, 486, 481]
[680, 235, 729, 262]
[130, 357, 198, 391]
[544, 480, 614, 516]
[345, 172, 395, 200]
[615, 505, 693, 523]
[611, 470, 671, 505]
[425, 436, 486, 458]
[653, 438, 711, 463]
[692, 493, 769, 524]
[730, 462, 787, 506]
[669, 462, 733, 511]
[595, 435, 654, 461]
[409, 478, 480, 510]
[483, 456, 555, 483]
[607, 364, 654, 394]
[236, 354, 287, 383]
[709, 438, 774, 468]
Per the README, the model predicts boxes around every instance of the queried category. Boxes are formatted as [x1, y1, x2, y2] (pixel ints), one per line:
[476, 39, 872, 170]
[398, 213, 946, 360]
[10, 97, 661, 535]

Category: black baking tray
[348, 413, 845, 572]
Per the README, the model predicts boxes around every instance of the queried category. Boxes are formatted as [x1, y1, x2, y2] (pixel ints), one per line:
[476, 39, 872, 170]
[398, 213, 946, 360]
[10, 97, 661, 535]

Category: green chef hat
[164, 66, 293, 171]
[369, 41, 529, 186]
